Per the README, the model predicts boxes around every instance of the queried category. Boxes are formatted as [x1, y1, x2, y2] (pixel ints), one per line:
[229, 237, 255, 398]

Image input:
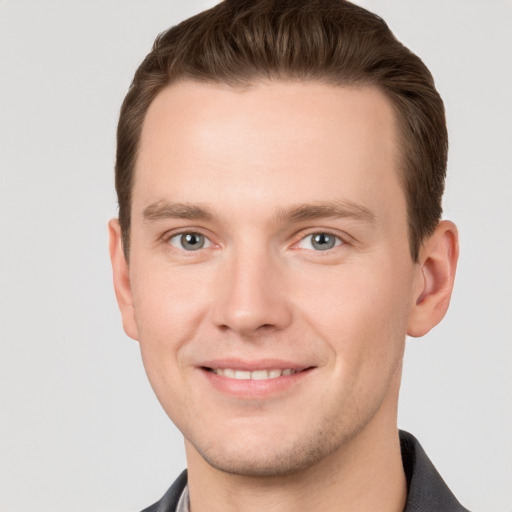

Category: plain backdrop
[1, 1, 511, 511]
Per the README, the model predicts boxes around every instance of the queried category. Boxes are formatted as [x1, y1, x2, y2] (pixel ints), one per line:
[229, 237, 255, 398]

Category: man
[108, 0, 467, 510]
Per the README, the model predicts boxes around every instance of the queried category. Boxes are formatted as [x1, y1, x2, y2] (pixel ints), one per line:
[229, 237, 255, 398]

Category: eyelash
[164, 230, 346, 253]
[294, 232, 344, 252]
[166, 231, 213, 251]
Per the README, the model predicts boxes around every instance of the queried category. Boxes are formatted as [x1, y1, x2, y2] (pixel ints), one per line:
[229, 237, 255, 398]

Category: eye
[168, 232, 212, 251]
[297, 232, 343, 251]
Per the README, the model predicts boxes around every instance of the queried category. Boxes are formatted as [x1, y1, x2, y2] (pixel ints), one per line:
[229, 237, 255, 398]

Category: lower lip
[200, 368, 313, 398]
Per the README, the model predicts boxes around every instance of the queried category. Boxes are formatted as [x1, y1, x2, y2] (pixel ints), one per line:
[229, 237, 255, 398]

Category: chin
[198, 446, 325, 478]
[189, 422, 351, 478]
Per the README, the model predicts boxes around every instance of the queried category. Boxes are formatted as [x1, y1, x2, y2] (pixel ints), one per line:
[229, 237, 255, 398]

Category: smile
[209, 368, 299, 380]
[201, 364, 314, 398]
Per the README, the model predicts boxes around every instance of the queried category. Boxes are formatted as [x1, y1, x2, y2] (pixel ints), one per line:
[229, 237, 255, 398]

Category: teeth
[211, 368, 298, 380]
[251, 370, 269, 380]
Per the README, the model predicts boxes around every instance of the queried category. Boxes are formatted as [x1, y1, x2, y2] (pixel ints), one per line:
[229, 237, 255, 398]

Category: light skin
[109, 80, 458, 512]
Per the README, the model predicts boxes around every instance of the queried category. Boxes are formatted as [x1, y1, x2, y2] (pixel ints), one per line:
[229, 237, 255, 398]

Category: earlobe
[407, 220, 459, 338]
[108, 219, 140, 341]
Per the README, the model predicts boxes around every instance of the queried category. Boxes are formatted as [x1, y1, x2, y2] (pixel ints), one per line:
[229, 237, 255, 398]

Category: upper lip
[199, 359, 313, 372]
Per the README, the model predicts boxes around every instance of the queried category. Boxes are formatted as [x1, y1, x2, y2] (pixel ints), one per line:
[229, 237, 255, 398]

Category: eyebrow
[274, 200, 376, 224]
[143, 201, 214, 222]
[142, 199, 375, 224]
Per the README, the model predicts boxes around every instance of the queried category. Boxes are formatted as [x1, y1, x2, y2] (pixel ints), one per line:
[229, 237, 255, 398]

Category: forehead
[134, 80, 403, 222]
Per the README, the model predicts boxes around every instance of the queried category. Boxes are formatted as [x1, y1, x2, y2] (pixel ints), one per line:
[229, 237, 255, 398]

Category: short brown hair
[116, 0, 447, 261]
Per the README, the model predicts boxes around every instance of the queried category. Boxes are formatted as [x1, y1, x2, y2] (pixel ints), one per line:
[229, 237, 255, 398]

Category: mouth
[199, 360, 315, 397]
[204, 367, 306, 380]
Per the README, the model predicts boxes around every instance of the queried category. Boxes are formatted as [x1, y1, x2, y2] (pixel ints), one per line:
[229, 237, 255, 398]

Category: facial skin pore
[109, 81, 458, 512]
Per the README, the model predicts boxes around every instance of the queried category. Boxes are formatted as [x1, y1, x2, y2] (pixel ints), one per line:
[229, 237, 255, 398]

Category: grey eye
[298, 233, 342, 251]
[169, 232, 210, 251]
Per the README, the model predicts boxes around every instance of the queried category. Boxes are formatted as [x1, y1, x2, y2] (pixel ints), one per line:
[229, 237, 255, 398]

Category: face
[113, 81, 426, 476]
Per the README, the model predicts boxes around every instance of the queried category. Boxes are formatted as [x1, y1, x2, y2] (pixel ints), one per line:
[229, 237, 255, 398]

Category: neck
[185, 416, 407, 512]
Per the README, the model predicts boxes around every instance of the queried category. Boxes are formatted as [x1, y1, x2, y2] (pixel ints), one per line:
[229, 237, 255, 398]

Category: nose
[211, 247, 293, 336]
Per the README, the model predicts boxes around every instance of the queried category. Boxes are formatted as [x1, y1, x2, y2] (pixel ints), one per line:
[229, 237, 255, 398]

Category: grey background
[0, 1, 510, 511]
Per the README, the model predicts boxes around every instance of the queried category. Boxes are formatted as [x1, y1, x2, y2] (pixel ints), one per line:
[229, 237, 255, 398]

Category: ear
[108, 219, 140, 341]
[407, 220, 459, 338]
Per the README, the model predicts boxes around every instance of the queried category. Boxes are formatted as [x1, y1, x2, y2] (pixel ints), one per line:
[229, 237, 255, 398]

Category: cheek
[132, 261, 208, 337]
[294, 257, 413, 372]
[129, 264, 210, 394]
[131, 277, 203, 432]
